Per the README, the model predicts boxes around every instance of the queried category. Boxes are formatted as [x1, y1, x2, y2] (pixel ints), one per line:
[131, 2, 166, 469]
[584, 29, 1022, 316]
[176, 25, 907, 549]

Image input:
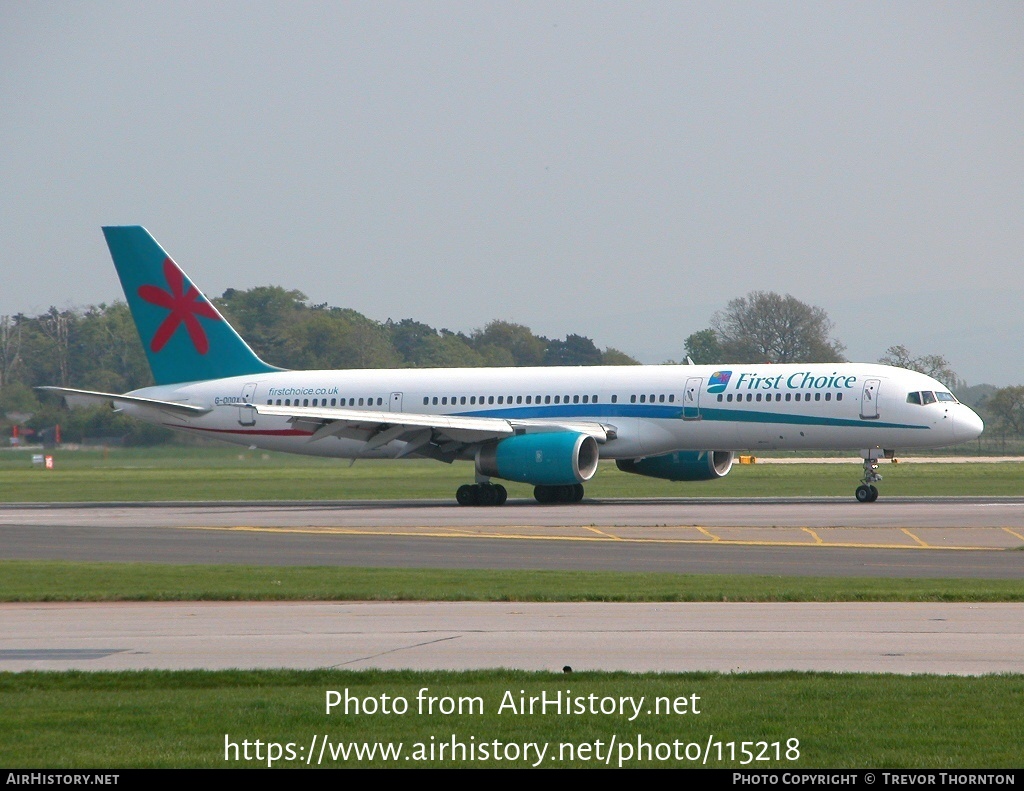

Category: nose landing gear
[855, 450, 886, 502]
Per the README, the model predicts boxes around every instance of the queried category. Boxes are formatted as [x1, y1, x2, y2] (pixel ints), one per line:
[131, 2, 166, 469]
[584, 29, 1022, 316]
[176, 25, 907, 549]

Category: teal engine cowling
[615, 450, 734, 481]
[476, 432, 599, 486]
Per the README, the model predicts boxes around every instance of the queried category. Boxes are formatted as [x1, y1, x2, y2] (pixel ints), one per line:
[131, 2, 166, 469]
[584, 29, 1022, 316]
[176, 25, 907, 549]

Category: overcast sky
[1, 2, 1021, 384]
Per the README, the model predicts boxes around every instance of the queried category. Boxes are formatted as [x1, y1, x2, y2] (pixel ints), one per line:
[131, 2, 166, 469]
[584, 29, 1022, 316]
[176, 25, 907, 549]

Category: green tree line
[0, 287, 637, 445]
[3, 287, 1022, 448]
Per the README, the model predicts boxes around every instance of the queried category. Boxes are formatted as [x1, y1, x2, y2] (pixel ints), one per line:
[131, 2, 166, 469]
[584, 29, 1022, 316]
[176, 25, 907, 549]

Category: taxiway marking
[174, 524, 1009, 551]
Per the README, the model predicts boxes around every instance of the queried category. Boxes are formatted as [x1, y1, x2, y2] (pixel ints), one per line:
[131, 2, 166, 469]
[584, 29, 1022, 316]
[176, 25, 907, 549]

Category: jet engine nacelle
[615, 450, 734, 481]
[477, 431, 599, 486]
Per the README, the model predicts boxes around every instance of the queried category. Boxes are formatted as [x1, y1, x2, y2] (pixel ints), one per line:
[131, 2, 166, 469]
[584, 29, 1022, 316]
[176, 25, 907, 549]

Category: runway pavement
[2, 601, 1021, 675]
[2, 498, 1023, 577]
[3, 499, 1022, 675]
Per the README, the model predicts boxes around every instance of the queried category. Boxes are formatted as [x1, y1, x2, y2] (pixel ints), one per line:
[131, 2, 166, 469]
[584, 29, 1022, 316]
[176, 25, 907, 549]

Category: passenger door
[860, 379, 880, 420]
[237, 382, 258, 426]
[683, 377, 703, 420]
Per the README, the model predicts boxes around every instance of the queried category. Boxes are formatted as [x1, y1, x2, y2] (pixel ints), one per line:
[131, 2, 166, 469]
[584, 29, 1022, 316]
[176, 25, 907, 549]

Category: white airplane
[43, 227, 985, 505]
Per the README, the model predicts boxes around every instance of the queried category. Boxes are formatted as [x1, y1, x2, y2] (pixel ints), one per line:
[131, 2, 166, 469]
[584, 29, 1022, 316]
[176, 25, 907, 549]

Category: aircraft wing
[38, 387, 212, 416]
[249, 403, 614, 459]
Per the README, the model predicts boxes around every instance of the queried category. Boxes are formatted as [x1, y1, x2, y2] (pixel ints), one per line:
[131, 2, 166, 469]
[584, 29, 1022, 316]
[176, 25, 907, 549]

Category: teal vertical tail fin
[102, 226, 281, 385]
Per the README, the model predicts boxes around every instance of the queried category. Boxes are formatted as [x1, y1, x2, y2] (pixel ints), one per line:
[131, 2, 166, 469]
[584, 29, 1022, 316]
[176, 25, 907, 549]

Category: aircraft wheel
[868, 484, 879, 502]
[494, 484, 508, 506]
[478, 485, 498, 507]
[571, 484, 584, 503]
[534, 485, 556, 504]
[456, 484, 477, 506]
[855, 484, 873, 503]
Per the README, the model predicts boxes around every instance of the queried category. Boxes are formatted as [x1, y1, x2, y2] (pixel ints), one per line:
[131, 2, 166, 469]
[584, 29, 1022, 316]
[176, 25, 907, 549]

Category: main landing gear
[456, 482, 507, 507]
[533, 484, 585, 504]
[454, 482, 586, 505]
[855, 451, 885, 503]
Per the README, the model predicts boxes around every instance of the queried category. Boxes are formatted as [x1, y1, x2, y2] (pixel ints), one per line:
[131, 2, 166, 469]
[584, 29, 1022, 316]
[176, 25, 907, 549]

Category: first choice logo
[732, 372, 858, 392]
[707, 371, 732, 394]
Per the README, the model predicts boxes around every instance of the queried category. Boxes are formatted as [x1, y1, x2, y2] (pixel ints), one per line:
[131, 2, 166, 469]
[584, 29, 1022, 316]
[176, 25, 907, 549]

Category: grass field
[2, 670, 1022, 768]
[3, 561, 1023, 603]
[2, 446, 1024, 501]
[3, 447, 1021, 770]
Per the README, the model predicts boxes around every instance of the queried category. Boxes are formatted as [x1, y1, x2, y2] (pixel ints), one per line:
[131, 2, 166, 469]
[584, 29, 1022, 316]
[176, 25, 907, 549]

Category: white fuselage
[120, 362, 983, 460]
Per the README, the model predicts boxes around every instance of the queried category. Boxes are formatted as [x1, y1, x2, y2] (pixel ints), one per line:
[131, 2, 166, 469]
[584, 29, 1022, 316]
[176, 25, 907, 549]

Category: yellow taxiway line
[173, 524, 1017, 551]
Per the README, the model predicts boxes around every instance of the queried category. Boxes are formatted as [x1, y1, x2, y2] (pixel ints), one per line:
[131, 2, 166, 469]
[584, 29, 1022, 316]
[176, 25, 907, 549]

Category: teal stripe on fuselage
[464, 403, 927, 430]
[696, 406, 927, 431]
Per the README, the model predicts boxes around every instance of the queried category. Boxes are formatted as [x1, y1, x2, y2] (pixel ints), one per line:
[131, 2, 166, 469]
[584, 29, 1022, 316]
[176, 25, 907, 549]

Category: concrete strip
[1, 601, 1022, 675]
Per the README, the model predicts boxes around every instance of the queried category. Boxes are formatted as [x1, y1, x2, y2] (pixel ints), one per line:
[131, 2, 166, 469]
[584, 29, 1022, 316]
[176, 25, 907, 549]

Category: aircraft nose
[955, 405, 984, 441]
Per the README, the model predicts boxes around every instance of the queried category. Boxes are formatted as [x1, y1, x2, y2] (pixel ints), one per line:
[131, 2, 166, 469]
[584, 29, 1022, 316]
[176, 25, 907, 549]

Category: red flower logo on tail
[138, 258, 221, 354]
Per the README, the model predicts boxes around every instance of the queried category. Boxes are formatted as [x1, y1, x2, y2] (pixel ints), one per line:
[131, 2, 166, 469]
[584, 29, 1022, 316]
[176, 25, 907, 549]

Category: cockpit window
[908, 390, 951, 405]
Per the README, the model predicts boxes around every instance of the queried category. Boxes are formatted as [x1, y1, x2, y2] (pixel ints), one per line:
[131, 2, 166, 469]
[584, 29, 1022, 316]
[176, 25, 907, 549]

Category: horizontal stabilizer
[37, 387, 211, 416]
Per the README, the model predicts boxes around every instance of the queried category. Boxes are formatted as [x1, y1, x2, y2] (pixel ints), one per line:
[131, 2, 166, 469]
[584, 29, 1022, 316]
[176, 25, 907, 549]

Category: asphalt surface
[3, 498, 1022, 675]
[2, 498, 1023, 577]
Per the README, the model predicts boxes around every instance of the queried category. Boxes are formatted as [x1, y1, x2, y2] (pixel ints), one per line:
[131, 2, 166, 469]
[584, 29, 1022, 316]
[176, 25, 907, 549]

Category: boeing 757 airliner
[43, 227, 985, 505]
